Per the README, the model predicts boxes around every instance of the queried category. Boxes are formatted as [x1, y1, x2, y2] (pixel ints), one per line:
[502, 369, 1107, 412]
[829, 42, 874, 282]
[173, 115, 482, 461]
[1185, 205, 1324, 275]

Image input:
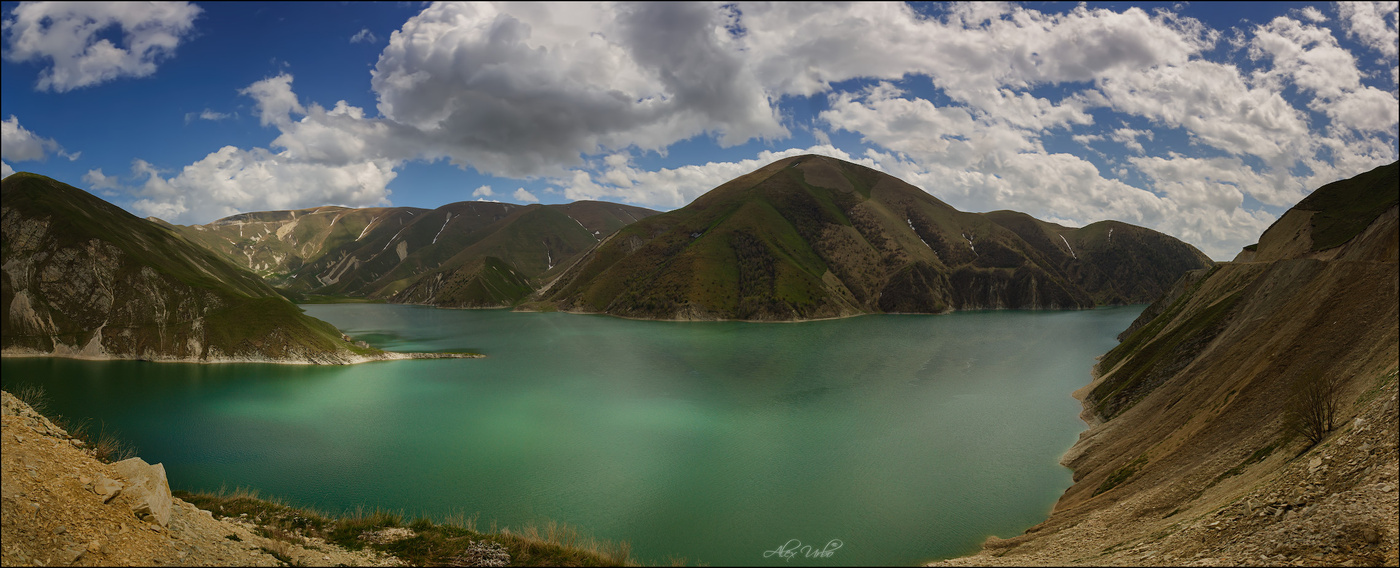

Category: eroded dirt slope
[0, 390, 403, 567]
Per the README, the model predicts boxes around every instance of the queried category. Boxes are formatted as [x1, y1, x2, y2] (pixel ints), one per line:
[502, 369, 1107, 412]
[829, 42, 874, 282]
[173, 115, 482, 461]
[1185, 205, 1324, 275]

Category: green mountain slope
[1, 173, 379, 363]
[173, 200, 657, 307]
[537, 155, 1213, 320]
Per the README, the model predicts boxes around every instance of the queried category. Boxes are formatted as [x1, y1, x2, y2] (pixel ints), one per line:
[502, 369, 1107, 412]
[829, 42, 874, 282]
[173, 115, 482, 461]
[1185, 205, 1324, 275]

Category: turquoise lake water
[0, 304, 1142, 566]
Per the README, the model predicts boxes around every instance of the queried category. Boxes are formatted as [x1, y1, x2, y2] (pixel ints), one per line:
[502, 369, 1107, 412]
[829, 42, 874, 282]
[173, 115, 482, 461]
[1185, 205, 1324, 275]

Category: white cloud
[2, 1, 201, 92]
[1249, 16, 1362, 101]
[369, 2, 785, 177]
[1337, 1, 1399, 59]
[130, 147, 397, 223]
[349, 28, 377, 44]
[240, 74, 305, 128]
[82, 168, 120, 190]
[512, 187, 538, 203]
[117, 2, 1397, 262]
[1, 115, 67, 163]
[1090, 59, 1312, 168]
[1109, 128, 1155, 154]
[737, 2, 1214, 105]
[1244, 15, 1399, 135]
[1072, 134, 1104, 146]
[558, 145, 869, 208]
[184, 108, 234, 124]
[1, 161, 13, 179]
[129, 76, 399, 224]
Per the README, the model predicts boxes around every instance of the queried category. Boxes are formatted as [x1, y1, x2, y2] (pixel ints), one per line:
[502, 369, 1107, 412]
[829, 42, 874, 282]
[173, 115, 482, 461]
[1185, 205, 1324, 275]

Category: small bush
[1285, 372, 1342, 448]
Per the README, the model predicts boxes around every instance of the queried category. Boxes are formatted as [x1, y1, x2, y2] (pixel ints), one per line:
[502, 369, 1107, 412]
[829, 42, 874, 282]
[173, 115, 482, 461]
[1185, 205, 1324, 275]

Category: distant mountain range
[167, 200, 657, 308]
[535, 154, 1213, 320]
[2, 154, 1220, 361]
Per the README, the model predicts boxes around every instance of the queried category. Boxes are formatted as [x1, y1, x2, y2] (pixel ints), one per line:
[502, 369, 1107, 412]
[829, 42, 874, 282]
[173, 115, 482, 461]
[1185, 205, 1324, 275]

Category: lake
[0, 304, 1142, 566]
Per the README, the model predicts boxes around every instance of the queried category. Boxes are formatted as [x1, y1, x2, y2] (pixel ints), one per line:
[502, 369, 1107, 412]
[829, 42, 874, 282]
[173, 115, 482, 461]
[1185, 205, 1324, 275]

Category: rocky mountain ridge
[171, 199, 657, 308]
[535, 154, 1214, 320]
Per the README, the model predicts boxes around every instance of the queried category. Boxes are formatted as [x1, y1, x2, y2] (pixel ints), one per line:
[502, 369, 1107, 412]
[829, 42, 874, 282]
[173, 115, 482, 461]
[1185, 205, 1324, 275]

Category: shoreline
[0, 349, 482, 366]
[509, 303, 1141, 324]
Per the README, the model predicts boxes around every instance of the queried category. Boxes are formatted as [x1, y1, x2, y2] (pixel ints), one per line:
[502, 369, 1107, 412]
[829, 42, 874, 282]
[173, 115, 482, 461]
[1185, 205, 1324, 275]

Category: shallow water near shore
[2, 304, 1142, 566]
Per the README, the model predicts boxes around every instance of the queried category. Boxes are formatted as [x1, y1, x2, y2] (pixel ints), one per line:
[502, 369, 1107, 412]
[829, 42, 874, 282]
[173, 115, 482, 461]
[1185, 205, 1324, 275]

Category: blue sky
[2, 2, 1397, 259]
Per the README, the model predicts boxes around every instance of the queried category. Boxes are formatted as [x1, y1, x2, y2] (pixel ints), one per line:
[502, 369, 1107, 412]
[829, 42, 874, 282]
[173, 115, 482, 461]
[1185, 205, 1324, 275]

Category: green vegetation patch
[1091, 284, 1242, 420]
[1210, 442, 1278, 486]
[1094, 453, 1148, 496]
[174, 488, 635, 567]
[1294, 162, 1398, 251]
[1355, 369, 1399, 408]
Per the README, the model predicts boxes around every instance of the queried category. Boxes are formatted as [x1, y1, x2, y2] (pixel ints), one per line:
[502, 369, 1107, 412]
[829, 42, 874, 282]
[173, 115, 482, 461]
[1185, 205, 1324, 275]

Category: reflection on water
[1, 305, 1142, 566]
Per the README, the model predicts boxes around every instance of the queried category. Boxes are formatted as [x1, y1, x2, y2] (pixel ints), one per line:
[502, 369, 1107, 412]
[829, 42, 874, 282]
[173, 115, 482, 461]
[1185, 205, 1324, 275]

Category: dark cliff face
[537, 155, 1214, 320]
[1, 173, 372, 363]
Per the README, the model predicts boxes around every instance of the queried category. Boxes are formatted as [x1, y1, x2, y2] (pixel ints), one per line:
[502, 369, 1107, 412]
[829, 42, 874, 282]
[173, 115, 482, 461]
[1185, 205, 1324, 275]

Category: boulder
[112, 458, 172, 526]
[92, 475, 123, 503]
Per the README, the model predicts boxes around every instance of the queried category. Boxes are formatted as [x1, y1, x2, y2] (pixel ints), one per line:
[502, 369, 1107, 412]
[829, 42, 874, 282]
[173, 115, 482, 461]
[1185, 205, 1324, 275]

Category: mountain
[535, 154, 1213, 320]
[937, 161, 1398, 566]
[1, 173, 384, 363]
[171, 200, 656, 307]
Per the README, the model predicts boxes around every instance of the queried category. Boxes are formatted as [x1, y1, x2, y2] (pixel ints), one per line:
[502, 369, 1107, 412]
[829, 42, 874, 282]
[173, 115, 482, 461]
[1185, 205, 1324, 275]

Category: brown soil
[0, 390, 403, 567]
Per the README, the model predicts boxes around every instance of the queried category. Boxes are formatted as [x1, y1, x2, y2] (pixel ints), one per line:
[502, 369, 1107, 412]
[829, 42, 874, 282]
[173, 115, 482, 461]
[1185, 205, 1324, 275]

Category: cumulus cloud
[2, 1, 201, 92]
[1090, 60, 1313, 169]
[736, 3, 1214, 105]
[240, 74, 305, 128]
[1, 162, 13, 178]
[512, 188, 539, 203]
[1110, 128, 1155, 154]
[1338, 1, 1399, 59]
[123, 2, 1397, 261]
[369, 2, 785, 177]
[130, 147, 397, 223]
[129, 77, 398, 223]
[82, 168, 121, 190]
[1, 115, 70, 164]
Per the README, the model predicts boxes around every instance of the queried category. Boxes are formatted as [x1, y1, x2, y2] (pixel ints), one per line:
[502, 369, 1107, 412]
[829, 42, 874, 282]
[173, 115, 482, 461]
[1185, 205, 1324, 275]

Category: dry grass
[174, 489, 643, 566]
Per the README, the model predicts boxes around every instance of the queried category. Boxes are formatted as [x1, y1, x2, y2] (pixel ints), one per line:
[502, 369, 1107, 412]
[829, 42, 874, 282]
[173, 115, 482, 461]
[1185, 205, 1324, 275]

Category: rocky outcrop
[933, 161, 1399, 566]
[111, 458, 172, 527]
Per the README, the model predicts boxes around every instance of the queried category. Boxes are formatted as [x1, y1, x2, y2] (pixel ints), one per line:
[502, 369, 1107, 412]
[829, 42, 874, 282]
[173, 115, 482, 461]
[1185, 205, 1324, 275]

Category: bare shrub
[1285, 372, 1342, 447]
